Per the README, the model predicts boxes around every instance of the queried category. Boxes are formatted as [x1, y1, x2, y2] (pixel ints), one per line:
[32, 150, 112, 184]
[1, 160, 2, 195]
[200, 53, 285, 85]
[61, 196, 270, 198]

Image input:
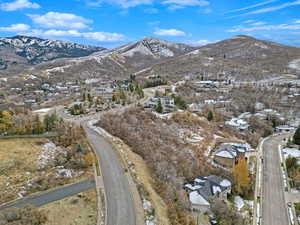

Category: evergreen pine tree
[293, 126, 300, 145]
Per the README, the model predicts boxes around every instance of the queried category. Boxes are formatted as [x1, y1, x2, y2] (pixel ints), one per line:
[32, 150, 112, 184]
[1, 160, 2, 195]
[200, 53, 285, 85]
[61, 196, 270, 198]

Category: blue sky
[0, 0, 300, 48]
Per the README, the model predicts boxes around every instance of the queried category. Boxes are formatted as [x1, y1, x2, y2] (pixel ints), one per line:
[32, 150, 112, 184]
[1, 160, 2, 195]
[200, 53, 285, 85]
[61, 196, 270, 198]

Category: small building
[188, 103, 203, 113]
[275, 125, 295, 133]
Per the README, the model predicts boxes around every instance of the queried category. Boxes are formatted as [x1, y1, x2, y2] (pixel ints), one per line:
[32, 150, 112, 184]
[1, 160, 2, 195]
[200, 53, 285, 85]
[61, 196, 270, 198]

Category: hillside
[137, 35, 300, 81]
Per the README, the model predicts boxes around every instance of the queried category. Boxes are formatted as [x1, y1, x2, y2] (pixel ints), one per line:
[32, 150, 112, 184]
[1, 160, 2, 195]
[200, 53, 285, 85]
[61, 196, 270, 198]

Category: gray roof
[194, 176, 230, 201]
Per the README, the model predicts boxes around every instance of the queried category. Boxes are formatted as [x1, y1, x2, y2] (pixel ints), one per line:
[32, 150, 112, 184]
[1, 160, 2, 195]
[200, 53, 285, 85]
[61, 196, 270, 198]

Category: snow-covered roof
[220, 179, 231, 187]
[215, 150, 235, 159]
[184, 184, 202, 191]
[212, 185, 222, 195]
[189, 191, 210, 206]
[194, 178, 206, 184]
[234, 196, 245, 211]
[282, 148, 300, 159]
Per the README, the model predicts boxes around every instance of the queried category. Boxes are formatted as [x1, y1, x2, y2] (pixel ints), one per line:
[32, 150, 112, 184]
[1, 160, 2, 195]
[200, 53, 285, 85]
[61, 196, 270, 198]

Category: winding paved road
[54, 87, 158, 225]
[0, 178, 95, 211]
[84, 126, 136, 225]
[262, 134, 290, 225]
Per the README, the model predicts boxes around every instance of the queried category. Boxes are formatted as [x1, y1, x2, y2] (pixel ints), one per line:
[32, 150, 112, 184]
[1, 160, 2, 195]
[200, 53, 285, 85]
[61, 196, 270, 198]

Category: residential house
[225, 118, 249, 130]
[275, 125, 295, 133]
[94, 87, 115, 100]
[184, 175, 232, 212]
[160, 96, 175, 113]
[144, 96, 175, 113]
[213, 143, 249, 168]
[188, 103, 202, 113]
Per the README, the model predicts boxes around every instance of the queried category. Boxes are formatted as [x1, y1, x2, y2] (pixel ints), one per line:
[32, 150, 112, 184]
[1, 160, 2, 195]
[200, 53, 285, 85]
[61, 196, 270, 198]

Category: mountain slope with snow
[0, 35, 105, 71]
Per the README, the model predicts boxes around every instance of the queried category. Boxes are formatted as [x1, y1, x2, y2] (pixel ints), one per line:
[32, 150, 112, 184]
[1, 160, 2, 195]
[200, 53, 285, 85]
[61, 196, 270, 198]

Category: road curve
[84, 125, 136, 225]
[54, 88, 158, 225]
[0, 178, 95, 211]
[262, 134, 290, 225]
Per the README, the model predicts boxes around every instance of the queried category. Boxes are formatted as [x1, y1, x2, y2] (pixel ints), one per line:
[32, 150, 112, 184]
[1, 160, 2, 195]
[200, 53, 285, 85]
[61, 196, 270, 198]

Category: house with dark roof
[184, 175, 232, 212]
[213, 143, 249, 168]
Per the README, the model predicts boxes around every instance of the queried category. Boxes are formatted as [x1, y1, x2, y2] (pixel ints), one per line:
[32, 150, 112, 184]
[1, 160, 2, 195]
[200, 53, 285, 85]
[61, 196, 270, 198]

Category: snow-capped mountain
[0, 35, 105, 70]
[20, 37, 197, 81]
[114, 36, 195, 58]
[108, 36, 196, 69]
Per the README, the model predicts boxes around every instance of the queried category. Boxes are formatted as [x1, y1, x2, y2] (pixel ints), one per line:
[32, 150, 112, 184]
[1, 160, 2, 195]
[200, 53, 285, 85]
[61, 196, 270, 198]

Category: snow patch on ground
[254, 42, 269, 49]
[234, 196, 245, 211]
[282, 147, 300, 159]
[37, 142, 66, 169]
[152, 112, 174, 120]
[33, 108, 52, 113]
[88, 120, 113, 138]
[213, 134, 223, 139]
[186, 135, 204, 143]
[143, 199, 157, 225]
[123, 44, 154, 57]
[289, 59, 300, 71]
[56, 167, 84, 178]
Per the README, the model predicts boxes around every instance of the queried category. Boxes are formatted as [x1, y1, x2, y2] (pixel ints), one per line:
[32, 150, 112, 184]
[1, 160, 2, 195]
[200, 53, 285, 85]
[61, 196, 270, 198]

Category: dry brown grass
[40, 189, 97, 225]
[0, 138, 47, 203]
[0, 138, 93, 205]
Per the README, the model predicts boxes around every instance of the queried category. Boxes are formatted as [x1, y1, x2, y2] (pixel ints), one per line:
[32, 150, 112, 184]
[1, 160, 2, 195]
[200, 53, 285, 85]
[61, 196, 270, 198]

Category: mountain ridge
[0, 35, 105, 71]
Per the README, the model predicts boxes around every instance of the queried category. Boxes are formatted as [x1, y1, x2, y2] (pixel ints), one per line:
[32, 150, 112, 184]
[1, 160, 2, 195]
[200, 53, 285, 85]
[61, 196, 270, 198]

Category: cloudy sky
[0, 0, 300, 47]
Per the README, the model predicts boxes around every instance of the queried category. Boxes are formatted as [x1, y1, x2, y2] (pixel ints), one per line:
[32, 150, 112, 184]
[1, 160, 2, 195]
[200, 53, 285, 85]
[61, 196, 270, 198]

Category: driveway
[0, 178, 95, 211]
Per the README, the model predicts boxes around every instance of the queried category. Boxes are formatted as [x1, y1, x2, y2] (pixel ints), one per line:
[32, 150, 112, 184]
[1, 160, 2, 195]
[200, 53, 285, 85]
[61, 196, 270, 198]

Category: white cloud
[203, 8, 212, 13]
[244, 20, 255, 24]
[251, 21, 266, 26]
[167, 5, 184, 10]
[28, 12, 93, 29]
[162, 0, 209, 10]
[295, 20, 300, 23]
[20, 29, 125, 42]
[148, 21, 160, 26]
[144, 7, 158, 14]
[110, 0, 152, 8]
[236, 0, 300, 16]
[0, 23, 30, 32]
[227, 23, 300, 32]
[187, 39, 212, 46]
[162, 0, 209, 7]
[154, 28, 186, 36]
[82, 32, 125, 42]
[86, 0, 102, 7]
[226, 0, 277, 13]
[1, 0, 40, 11]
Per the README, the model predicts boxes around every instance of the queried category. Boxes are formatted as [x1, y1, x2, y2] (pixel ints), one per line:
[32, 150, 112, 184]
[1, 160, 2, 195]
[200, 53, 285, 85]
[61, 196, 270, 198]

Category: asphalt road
[262, 134, 290, 225]
[53, 88, 158, 225]
[0, 178, 95, 211]
[84, 126, 136, 225]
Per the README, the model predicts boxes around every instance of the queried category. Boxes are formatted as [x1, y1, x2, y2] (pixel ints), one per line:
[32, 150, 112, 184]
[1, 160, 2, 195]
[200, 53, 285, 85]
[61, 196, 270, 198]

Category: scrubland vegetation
[98, 108, 230, 225]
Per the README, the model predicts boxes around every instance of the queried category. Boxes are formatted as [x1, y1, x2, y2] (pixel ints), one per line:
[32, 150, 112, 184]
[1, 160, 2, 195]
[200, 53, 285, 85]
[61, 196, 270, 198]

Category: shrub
[0, 205, 47, 225]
